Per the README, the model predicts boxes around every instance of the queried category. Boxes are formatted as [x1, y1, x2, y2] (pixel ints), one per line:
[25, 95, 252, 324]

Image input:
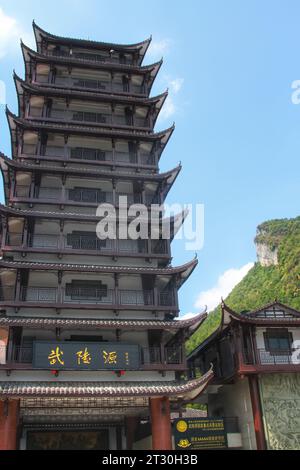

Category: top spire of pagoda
[32, 20, 152, 66]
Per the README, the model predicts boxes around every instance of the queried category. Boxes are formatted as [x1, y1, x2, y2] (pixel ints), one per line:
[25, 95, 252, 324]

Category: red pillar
[248, 375, 266, 450]
[150, 396, 172, 450]
[0, 399, 20, 450]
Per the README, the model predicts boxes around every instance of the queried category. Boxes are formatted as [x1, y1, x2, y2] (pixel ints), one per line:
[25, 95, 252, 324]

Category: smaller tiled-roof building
[187, 300, 300, 450]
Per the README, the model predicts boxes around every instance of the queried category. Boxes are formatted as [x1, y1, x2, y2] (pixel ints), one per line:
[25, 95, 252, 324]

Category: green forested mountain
[187, 216, 300, 354]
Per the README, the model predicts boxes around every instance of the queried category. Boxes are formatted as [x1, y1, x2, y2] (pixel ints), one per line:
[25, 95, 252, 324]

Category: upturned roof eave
[14, 73, 168, 110]
[32, 21, 152, 59]
[0, 152, 180, 184]
[0, 310, 207, 331]
[21, 41, 162, 79]
[7, 109, 174, 146]
[0, 205, 188, 231]
[0, 256, 198, 280]
[0, 368, 214, 398]
[247, 300, 300, 318]
[222, 300, 300, 323]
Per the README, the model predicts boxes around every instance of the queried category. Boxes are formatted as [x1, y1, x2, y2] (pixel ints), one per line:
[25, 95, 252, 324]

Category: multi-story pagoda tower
[0, 22, 212, 450]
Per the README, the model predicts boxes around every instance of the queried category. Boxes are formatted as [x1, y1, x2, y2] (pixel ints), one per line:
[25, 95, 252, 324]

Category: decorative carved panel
[259, 373, 300, 450]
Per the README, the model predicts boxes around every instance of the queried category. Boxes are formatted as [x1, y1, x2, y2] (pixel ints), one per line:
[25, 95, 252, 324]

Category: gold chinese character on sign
[76, 347, 91, 365]
[48, 346, 64, 365]
[102, 350, 117, 364]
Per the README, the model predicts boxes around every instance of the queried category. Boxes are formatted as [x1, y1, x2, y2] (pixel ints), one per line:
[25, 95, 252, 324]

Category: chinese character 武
[48, 346, 64, 365]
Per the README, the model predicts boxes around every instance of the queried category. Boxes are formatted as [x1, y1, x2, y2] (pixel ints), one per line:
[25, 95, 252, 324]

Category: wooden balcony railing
[45, 76, 147, 95]
[29, 107, 151, 129]
[21, 145, 157, 167]
[14, 186, 159, 205]
[6, 234, 169, 257]
[0, 345, 184, 370]
[45, 49, 135, 66]
[141, 347, 183, 365]
[0, 286, 176, 308]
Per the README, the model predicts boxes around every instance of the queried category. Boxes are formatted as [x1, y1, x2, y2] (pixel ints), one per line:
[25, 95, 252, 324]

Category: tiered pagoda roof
[0, 23, 204, 410]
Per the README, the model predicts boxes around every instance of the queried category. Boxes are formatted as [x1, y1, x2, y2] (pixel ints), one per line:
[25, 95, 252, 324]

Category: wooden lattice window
[263, 328, 293, 354]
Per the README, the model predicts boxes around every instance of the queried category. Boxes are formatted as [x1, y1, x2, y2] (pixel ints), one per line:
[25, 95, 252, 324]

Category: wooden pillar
[9, 173, 16, 201]
[150, 396, 172, 450]
[64, 134, 69, 160]
[116, 425, 123, 450]
[110, 72, 114, 93]
[125, 416, 138, 450]
[58, 220, 64, 253]
[0, 399, 20, 450]
[111, 103, 115, 126]
[1, 216, 8, 250]
[114, 273, 119, 305]
[57, 271, 63, 304]
[248, 375, 266, 450]
[15, 270, 22, 302]
[112, 178, 117, 206]
[22, 218, 28, 249]
[112, 138, 116, 164]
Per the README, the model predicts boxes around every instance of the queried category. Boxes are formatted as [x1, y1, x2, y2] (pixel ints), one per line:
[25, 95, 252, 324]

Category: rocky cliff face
[254, 224, 281, 266]
[255, 241, 278, 266]
[187, 216, 300, 354]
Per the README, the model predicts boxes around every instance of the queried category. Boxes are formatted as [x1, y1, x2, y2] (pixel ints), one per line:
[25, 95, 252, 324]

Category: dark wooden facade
[188, 301, 300, 381]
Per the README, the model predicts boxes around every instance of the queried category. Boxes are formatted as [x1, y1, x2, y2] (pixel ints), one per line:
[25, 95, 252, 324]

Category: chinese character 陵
[76, 347, 91, 365]
[48, 346, 64, 365]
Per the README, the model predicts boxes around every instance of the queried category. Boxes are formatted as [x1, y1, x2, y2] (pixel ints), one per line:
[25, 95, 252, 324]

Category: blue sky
[0, 0, 299, 315]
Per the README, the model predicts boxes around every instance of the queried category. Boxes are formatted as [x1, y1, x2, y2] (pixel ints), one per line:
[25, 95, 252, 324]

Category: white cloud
[157, 76, 184, 122]
[178, 312, 200, 320]
[0, 8, 33, 59]
[194, 262, 254, 312]
[169, 77, 184, 94]
[158, 95, 176, 121]
[147, 38, 171, 59]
